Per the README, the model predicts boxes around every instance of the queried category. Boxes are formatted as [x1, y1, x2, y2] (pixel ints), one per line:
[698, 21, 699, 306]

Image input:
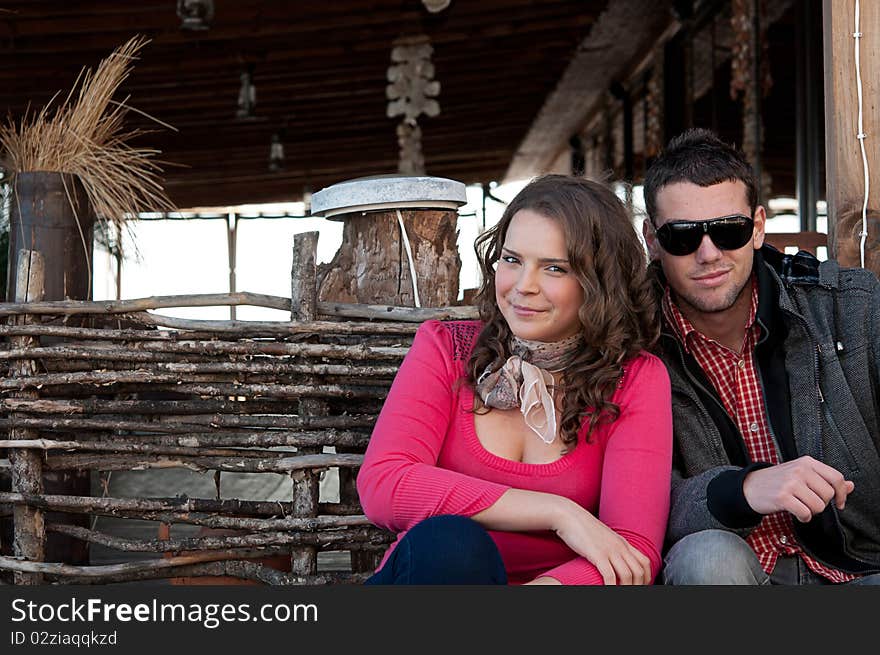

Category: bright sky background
[92, 180, 529, 320]
[93, 181, 825, 318]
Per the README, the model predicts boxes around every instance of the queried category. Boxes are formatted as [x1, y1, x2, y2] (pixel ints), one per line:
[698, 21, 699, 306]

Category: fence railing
[0, 236, 477, 585]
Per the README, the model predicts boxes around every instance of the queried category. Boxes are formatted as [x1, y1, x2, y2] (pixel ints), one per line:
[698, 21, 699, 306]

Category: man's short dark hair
[643, 128, 758, 220]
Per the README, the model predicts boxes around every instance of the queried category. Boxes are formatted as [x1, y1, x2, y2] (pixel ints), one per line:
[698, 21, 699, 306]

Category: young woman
[357, 175, 672, 585]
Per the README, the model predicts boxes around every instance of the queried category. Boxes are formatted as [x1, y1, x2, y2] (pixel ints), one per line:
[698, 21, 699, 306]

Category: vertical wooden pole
[290, 232, 320, 578]
[288, 461, 319, 578]
[8, 172, 92, 566]
[663, 25, 694, 141]
[611, 81, 634, 210]
[796, 0, 822, 232]
[602, 94, 614, 174]
[10, 250, 45, 584]
[645, 44, 665, 162]
[291, 232, 318, 322]
[747, 0, 764, 204]
[291, 231, 376, 575]
[823, 0, 880, 257]
[340, 465, 382, 575]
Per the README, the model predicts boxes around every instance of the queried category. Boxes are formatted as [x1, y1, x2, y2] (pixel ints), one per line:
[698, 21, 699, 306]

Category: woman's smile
[495, 209, 584, 342]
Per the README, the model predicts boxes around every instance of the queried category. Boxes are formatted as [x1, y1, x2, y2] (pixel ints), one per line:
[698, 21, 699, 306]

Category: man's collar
[753, 248, 775, 343]
[651, 246, 778, 344]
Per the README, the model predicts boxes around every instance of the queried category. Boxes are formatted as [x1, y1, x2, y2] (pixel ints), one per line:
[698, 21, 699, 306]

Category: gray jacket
[656, 246, 880, 573]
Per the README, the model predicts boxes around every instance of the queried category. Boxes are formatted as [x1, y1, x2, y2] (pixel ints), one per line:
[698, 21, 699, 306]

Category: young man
[643, 128, 880, 584]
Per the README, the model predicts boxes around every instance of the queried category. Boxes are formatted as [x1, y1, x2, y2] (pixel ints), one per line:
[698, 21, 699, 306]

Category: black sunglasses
[651, 214, 755, 256]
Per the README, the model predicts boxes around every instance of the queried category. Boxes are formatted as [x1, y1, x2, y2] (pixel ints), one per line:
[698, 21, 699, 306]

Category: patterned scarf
[475, 333, 583, 444]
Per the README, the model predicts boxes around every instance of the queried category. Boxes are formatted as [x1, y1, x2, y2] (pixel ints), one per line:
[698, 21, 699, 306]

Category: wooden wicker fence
[0, 233, 477, 585]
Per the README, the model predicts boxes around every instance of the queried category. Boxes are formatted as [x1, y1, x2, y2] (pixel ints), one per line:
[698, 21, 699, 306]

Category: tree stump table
[311, 175, 468, 307]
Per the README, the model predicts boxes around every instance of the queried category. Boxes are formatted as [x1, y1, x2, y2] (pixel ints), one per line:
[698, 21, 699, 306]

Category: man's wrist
[707, 463, 773, 528]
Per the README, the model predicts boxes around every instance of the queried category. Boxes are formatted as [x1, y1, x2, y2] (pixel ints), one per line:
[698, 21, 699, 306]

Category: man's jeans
[364, 515, 507, 585]
[662, 529, 880, 585]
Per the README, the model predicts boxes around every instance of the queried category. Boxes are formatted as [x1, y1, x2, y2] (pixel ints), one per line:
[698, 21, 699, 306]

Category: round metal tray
[310, 174, 467, 219]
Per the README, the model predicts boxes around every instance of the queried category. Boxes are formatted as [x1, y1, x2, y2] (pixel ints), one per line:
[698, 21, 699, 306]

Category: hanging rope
[853, 0, 870, 268]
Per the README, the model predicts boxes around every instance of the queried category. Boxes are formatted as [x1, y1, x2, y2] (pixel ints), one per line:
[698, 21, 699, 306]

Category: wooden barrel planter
[7, 172, 94, 303]
[311, 175, 468, 308]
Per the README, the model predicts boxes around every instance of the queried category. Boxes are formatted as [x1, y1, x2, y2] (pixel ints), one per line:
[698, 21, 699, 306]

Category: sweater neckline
[459, 385, 581, 476]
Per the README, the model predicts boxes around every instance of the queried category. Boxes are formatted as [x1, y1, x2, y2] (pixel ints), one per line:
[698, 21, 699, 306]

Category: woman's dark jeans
[365, 515, 507, 585]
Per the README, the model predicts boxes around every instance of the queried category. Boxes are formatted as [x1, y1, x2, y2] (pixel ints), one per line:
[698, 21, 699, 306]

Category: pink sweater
[357, 320, 672, 585]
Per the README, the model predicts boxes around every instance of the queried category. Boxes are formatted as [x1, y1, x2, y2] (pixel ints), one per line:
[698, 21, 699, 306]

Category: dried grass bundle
[0, 35, 176, 231]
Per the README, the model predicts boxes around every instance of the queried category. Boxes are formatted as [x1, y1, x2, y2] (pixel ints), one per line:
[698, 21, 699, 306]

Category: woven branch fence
[0, 232, 477, 585]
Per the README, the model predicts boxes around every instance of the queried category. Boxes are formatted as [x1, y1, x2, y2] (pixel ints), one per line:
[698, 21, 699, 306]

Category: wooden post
[796, 0, 822, 232]
[10, 250, 45, 584]
[8, 171, 93, 566]
[288, 460, 320, 577]
[291, 232, 319, 322]
[290, 232, 320, 577]
[663, 25, 694, 141]
[339, 462, 382, 574]
[823, 0, 880, 260]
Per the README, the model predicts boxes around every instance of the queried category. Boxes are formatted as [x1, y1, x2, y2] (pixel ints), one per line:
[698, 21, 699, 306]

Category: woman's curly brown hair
[465, 174, 659, 446]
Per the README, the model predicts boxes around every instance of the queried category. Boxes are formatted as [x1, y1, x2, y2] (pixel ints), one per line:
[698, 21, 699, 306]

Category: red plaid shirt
[663, 278, 856, 582]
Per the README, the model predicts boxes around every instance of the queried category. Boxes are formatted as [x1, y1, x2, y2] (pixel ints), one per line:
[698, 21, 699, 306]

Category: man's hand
[742, 456, 855, 522]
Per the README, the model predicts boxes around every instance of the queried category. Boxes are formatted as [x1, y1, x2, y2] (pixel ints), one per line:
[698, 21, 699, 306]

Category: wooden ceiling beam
[1, 5, 592, 57]
[0, 0, 604, 208]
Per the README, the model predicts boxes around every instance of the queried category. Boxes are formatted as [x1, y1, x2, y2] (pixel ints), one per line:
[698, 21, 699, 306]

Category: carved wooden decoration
[387, 36, 441, 175]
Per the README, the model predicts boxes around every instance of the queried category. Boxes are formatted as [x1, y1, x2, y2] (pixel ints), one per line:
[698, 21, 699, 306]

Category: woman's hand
[551, 499, 652, 585]
[471, 488, 652, 585]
